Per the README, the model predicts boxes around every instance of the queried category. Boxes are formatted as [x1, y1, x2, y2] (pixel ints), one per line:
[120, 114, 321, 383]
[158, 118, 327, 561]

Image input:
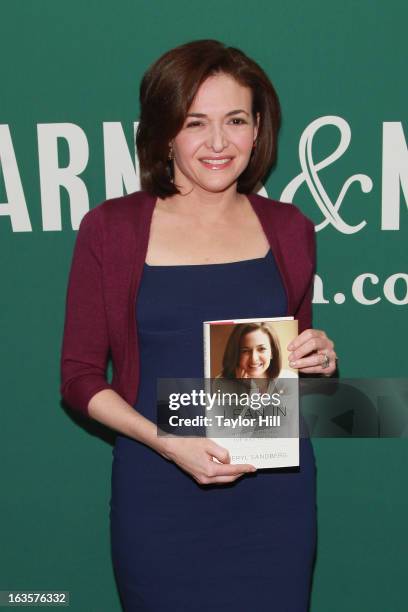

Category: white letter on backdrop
[0, 125, 32, 231]
[281, 116, 372, 234]
[312, 274, 330, 304]
[382, 122, 408, 230]
[37, 123, 89, 231]
[383, 274, 408, 305]
[352, 273, 381, 305]
[103, 122, 140, 198]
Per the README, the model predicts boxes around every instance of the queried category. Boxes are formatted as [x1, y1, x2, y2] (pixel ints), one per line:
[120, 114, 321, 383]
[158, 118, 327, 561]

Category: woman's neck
[159, 185, 248, 221]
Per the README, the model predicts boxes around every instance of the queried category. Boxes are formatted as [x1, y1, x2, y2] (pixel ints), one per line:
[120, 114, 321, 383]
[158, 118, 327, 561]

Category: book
[203, 317, 299, 469]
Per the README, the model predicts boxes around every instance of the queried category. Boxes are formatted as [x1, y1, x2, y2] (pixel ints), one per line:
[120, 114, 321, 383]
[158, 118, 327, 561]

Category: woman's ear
[254, 112, 260, 142]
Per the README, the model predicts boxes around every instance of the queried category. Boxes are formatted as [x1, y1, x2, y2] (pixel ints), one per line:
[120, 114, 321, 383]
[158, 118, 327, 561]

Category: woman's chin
[246, 370, 266, 378]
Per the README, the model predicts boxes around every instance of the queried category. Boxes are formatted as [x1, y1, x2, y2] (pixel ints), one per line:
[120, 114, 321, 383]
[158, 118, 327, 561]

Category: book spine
[203, 322, 211, 379]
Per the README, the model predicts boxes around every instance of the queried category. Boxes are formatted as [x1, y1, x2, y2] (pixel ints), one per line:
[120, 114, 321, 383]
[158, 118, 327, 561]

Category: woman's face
[171, 73, 258, 196]
[238, 329, 272, 378]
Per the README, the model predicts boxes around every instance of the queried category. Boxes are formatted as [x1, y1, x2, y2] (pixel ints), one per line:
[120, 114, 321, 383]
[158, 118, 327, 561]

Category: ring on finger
[321, 352, 330, 369]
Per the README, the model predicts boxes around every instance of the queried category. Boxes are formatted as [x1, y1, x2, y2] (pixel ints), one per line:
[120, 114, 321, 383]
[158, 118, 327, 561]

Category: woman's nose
[249, 350, 258, 364]
[206, 124, 227, 152]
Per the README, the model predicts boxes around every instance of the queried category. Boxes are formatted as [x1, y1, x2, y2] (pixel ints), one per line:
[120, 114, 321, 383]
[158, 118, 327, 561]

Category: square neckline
[144, 249, 271, 270]
[143, 194, 274, 270]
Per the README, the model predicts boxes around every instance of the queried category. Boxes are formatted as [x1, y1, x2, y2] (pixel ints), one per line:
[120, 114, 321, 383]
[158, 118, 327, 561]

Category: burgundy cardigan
[60, 191, 315, 418]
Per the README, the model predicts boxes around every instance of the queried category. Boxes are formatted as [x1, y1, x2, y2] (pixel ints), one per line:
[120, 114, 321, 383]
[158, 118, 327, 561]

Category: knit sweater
[60, 191, 315, 418]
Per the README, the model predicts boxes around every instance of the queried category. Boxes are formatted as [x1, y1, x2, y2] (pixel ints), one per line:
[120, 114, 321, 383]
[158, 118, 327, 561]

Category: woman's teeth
[201, 158, 231, 165]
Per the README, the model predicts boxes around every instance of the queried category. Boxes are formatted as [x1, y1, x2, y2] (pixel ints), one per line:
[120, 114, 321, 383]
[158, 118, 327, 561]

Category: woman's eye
[185, 121, 203, 128]
[229, 117, 247, 125]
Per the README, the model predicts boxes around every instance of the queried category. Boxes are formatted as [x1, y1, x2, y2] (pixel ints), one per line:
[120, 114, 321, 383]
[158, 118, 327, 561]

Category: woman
[215, 322, 295, 435]
[220, 321, 282, 382]
[61, 40, 337, 611]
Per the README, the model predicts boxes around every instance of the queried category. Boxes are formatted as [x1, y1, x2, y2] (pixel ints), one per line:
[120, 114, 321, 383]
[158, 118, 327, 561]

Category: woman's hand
[287, 329, 337, 376]
[159, 436, 256, 485]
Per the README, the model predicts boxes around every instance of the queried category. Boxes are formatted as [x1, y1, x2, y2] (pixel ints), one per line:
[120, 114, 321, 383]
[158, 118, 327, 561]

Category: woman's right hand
[158, 436, 257, 485]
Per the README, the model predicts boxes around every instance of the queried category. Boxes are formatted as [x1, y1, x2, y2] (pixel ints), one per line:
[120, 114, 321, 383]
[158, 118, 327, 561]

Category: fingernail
[289, 361, 297, 367]
[288, 343, 294, 350]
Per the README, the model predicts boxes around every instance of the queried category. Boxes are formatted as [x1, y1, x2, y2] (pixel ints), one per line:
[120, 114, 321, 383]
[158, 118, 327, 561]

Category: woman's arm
[60, 208, 113, 415]
[88, 388, 162, 448]
[288, 215, 337, 375]
[61, 209, 255, 482]
[88, 389, 256, 484]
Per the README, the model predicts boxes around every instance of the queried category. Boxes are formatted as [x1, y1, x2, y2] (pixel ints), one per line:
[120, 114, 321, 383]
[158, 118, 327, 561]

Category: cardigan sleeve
[60, 208, 113, 418]
[293, 215, 316, 333]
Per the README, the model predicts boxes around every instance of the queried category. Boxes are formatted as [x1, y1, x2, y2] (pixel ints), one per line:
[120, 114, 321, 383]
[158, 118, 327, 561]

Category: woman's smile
[199, 156, 234, 170]
[247, 363, 264, 371]
[238, 329, 273, 378]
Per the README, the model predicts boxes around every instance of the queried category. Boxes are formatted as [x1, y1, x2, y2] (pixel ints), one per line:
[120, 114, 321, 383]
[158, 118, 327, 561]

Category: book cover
[203, 317, 299, 469]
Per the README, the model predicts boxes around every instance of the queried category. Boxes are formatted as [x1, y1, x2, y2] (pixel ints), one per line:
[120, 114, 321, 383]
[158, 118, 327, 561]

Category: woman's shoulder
[93, 190, 155, 221]
[248, 192, 315, 255]
[77, 191, 156, 236]
[248, 192, 314, 230]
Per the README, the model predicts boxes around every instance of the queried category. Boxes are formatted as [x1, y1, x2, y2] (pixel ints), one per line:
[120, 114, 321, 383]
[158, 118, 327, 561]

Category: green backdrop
[1, 1, 407, 610]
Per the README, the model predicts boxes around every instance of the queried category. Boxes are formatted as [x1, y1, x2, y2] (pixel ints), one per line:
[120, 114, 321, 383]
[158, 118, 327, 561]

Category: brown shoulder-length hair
[136, 39, 280, 197]
[220, 322, 282, 380]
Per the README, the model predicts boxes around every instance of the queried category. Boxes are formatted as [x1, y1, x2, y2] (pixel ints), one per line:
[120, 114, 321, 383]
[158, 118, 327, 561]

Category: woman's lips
[199, 157, 233, 170]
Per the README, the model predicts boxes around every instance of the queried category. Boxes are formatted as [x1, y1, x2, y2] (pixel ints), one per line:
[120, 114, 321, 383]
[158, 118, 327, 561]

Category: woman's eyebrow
[240, 343, 268, 349]
[186, 109, 250, 118]
[226, 109, 250, 117]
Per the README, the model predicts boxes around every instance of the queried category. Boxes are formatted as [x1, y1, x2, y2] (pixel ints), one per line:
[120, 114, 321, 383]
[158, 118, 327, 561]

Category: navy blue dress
[110, 250, 316, 612]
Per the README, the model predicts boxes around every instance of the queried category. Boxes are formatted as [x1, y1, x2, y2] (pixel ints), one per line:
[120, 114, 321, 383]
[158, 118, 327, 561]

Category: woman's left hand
[287, 329, 337, 376]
